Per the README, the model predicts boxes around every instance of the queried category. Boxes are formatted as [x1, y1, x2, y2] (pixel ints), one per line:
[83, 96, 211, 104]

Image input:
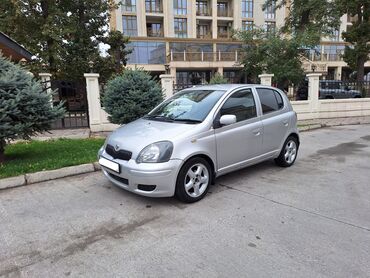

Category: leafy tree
[335, 0, 369, 81]
[102, 30, 131, 75]
[237, 28, 305, 89]
[209, 73, 228, 84]
[0, 0, 127, 81]
[102, 69, 164, 124]
[264, 0, 341, 46]
[57, 0, 118, 81]
[0, 54, 65, 163]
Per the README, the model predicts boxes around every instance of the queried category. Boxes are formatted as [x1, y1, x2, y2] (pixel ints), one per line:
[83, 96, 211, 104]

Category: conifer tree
[0, 55, 65, 163]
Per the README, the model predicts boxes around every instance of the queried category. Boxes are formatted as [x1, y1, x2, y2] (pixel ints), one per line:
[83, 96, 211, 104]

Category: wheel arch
[287, 132, 300, 147]
[179, 153, 216, 185]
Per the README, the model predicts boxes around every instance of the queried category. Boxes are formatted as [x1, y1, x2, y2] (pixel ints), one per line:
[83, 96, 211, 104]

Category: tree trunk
[356, 55, 366, 82]
[0, 141, 5, 164]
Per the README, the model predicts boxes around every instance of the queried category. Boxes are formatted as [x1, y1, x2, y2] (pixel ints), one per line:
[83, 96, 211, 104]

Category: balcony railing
[196, 7, 211, 16]
[305, 52, 344, 62]
[217, 31, 231, 39]
[196, 31, 212, 39]
[169, 50, 241, 62]
[217, 8, 232, 17]
[147, 28, 164, 37]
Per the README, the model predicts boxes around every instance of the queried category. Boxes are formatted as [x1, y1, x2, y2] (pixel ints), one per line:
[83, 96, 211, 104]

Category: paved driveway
[1, 125, 370, 277]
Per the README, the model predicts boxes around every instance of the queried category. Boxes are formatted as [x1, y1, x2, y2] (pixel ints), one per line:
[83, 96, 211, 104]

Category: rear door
[255, 88, 290, 155]
[214, 88, 263, 173]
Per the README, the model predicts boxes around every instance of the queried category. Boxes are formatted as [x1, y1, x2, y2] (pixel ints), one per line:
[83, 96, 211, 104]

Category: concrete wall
[292, 99, 370, 121]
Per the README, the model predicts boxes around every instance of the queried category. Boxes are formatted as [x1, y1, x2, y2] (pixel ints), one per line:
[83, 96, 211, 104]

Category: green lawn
[0, 138, 105, 179]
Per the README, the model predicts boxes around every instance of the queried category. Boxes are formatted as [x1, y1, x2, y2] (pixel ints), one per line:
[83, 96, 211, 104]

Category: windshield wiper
[143, 115, 174, 122]
[172, 118, 202, 124]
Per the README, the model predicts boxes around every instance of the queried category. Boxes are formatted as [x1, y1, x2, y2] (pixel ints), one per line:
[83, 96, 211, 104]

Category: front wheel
[175, 157, 211, 203]
[275, 136, 299, 167]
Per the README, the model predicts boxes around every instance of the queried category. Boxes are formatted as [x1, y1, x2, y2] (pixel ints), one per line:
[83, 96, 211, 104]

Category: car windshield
[144, 89, 226, 123]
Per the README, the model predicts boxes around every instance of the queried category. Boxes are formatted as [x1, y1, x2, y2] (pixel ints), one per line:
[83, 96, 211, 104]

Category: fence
[170, 50, 240, 62]
[289, 80, 370, 101]
[80, 72, 370, 132]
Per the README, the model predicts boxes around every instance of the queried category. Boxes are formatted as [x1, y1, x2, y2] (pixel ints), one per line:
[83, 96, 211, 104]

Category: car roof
[181, 84, 275, 92]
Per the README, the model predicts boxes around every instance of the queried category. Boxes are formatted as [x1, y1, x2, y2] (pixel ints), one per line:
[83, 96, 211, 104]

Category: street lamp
[164, 64, 170, 74]
[88, 60, 94, 73]
[19, 58, 27, 66]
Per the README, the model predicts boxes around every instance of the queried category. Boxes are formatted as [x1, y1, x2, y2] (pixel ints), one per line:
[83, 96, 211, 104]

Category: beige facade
[110, 0, 370, 84]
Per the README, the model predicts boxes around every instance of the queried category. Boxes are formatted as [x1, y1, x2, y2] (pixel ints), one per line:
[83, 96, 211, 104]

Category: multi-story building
[110, 0, 369, 85]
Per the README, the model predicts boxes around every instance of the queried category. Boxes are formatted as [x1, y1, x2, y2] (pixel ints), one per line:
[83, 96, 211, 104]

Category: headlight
[136, 141, 173, 163]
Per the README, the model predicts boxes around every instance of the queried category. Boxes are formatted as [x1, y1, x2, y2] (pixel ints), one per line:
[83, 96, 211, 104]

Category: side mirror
[219, 115, 237, 126]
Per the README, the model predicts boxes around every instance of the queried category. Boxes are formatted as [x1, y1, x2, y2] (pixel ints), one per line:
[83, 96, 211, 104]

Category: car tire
[275, 136, 299, 167]
[175, 157, 211, 203]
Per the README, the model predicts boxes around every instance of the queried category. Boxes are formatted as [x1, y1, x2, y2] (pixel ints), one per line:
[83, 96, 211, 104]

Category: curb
[298, 124, 323, 132]
[1, 121, 367, 191]
[0, 163, 101, 191]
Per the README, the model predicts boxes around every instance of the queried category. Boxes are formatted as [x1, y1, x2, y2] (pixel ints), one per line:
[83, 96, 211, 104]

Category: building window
[223, 70, 242, 83]
[264, 1, 276, 20]
[122, 16, 137, 36]
[127, 41, 166, 64]
[242, 20, 253, 31]
[122, 0, 136, 12]
[330, 28, 340, 41]
[323, 45, 345, 61]
[174, 0, 187, 15]
[217, 2, 229, 17]
[242, 0, 253, 18]
[196, 1, 210, 16]
[147, 23, 163, 37]
[265, 21, 276, 33]
[146, 0, 162, 13]
[197, 24, 211, 39]
[174, 18, 187, 38]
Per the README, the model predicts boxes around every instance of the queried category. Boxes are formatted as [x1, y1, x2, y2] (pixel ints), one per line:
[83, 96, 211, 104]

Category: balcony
[196, 1, 211, 16]
[169, 50, 241, 62]
[217, 1, 233, 17]
[217, 25, 232, 39]
[197, 31, 212, 39]
[218, 31, 231, 39]
[147, 28, 163, 37]
[147, 23, 163, 37]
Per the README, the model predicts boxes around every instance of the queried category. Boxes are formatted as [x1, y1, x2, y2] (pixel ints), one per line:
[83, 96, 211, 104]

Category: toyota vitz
[98, 84, 300, 203]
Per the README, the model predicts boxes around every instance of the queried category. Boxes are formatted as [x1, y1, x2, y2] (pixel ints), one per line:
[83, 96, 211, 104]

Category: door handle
[252, 129, 261, 136]
[283, 121, 289, 127]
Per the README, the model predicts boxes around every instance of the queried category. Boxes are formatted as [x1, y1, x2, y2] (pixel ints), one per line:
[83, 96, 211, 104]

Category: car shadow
[102, 159, 283, 207]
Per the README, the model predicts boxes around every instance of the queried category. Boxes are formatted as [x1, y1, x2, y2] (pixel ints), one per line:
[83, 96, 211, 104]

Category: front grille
[106, 144, 132, 161]
[108, 172, 129, 185]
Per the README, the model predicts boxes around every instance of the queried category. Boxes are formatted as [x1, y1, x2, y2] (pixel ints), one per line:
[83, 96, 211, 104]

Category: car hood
[106, 118, 199, 158]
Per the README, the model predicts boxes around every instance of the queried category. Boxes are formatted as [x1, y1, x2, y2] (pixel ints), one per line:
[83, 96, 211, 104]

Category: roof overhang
[0, 32, 32, 61]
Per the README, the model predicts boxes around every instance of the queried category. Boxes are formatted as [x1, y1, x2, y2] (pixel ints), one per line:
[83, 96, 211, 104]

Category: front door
[214, 88, 263, 173]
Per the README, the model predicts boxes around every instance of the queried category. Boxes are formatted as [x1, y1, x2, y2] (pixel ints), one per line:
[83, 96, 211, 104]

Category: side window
[256, 88, 284, 114]
[220, 89, 257, 122]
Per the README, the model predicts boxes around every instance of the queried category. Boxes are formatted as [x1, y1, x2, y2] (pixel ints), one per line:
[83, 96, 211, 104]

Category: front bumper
[99, 150, 182, 197]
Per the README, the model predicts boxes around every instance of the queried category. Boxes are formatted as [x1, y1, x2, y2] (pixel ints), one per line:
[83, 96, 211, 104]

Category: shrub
[102, 69, 164, 124]
[209, 73, 228, 84]
[0, 54, 65, 163]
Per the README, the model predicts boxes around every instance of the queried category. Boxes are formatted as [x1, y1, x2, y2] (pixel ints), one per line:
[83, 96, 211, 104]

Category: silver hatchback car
[98, 84, 300, 202]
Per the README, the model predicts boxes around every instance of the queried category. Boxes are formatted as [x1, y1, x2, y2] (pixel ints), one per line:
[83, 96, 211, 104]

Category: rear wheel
[275, 136, 299, 167]
[175, 157, 211, 203]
